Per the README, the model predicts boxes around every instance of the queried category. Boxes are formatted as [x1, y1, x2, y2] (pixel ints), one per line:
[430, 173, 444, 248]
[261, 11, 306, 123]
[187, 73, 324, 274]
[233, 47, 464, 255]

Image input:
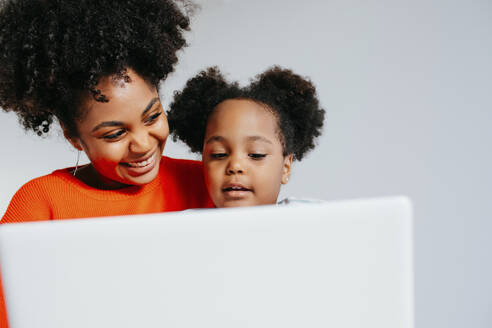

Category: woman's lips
[120, 151, 157, 176]
[125, 156, 154, 168]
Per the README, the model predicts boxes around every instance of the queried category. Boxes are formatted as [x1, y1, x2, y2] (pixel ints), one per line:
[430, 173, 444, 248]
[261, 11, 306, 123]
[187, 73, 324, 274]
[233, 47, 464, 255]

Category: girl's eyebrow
[205, 135, 225, 144]
[205, 135, 273, 145]
[246, 136, 273, 144]
[91, 97, 160, 132]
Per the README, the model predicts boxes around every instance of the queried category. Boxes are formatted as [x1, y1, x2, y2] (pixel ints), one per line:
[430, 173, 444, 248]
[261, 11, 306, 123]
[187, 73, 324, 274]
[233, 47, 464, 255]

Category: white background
[0, 0, 491, 327]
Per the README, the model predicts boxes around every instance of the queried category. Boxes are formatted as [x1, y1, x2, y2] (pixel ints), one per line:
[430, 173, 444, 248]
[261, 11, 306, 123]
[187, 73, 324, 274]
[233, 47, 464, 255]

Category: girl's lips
[222, 184, 252, 192]
[222, 184, 253, 199]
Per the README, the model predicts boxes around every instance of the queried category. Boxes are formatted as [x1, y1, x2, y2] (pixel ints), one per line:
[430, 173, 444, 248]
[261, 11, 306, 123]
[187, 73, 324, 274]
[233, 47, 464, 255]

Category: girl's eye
[145, 111, 162, 124]
[210, 153, 227, 159]
[249, 153, 267, 160]
[103, 129, 126, 140]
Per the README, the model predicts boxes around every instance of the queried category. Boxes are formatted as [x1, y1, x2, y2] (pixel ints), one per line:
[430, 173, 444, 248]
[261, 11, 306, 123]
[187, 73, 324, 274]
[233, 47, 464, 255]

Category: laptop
[0, 196, 413, 328]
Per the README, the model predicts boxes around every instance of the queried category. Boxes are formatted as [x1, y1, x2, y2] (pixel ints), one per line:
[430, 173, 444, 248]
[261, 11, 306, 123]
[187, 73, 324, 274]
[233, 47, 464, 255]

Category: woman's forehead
[81, 70, 158, 122]
[91, 70, 154, 101]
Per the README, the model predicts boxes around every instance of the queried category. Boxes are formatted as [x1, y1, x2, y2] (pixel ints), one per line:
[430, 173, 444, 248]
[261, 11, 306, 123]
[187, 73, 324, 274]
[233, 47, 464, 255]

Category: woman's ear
[60, 122, 83, 151]
[281, 154, 293, 184]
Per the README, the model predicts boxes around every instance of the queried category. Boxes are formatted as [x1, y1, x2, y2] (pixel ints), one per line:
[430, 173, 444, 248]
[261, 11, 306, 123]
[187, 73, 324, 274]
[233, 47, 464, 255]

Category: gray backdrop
[0, 1, 490, 327]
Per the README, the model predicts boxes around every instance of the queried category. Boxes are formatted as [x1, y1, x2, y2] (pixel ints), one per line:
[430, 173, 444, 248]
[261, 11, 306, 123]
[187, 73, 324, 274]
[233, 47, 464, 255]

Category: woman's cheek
[92, 141, 128, 164]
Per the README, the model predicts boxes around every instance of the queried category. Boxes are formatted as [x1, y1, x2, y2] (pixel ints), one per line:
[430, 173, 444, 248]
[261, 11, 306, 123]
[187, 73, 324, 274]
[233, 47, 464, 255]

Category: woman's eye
[145, 111, 162, 124]
[103, 129, 126, 140]
[210, 153, 227, 159]
[249, 153, 267, 160]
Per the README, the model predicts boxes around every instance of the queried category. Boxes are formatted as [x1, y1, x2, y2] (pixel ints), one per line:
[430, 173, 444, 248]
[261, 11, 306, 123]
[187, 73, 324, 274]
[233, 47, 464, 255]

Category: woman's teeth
[126, 156, 153, 168]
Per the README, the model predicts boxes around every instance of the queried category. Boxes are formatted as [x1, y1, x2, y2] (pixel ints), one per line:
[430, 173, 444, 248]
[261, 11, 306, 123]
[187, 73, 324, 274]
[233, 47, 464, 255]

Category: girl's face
[67, 69, 169, 189]
[202, 99, 292, 207]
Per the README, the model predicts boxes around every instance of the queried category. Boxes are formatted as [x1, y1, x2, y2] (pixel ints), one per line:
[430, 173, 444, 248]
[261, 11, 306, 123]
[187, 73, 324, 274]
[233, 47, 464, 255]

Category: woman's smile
[120, 148, 159, 177]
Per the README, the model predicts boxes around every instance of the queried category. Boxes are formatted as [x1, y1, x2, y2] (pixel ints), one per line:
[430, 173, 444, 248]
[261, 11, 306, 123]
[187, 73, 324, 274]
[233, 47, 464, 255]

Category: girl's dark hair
[167, 66, 325, 161]
[0, 0, 191, 137]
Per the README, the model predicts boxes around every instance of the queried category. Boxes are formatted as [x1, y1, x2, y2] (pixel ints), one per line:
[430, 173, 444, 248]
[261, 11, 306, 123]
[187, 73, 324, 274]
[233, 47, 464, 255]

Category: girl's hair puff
[167, 66, 325, 160]
[168, 67, 242, 153]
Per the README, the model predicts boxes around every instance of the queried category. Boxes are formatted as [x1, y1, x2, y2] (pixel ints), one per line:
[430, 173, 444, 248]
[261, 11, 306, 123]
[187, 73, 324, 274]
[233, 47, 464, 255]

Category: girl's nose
[227, 167, 244, 174]
[226, 156, 244, 175]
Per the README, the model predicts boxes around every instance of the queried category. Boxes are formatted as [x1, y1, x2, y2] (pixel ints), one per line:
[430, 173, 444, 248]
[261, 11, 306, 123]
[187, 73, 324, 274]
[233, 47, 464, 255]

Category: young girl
[167, 66, 325, 207]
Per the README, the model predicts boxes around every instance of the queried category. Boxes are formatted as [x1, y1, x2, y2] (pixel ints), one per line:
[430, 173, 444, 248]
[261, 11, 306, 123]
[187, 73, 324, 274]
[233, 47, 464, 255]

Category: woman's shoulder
[161, 156, 203, 169]
[1, 169, 74, 223]
[159, 156, 204, 180]
[158, 156, 213, 208]
[13, 168, 74, 192]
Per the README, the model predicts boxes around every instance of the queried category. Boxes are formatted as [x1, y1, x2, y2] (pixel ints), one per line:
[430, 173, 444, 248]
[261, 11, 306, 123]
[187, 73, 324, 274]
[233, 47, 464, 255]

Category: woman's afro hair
[0, 0, 192, 137]
[167, 66, 325, 161]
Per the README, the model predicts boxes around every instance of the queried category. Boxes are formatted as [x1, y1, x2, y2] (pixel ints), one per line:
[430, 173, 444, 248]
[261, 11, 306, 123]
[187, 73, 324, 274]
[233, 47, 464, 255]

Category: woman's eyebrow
[141, 97, 160, 117]
[92, 120, 123, 132]
[91, 97, 160, 132]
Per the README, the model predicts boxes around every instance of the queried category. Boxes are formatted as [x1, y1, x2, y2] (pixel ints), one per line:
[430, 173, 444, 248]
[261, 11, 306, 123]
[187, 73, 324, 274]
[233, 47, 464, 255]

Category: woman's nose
[129, 129, 151, 153]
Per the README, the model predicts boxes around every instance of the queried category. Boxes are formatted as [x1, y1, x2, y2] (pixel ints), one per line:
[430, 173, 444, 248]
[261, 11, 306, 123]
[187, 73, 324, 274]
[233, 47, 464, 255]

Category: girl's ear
[281, 154, 293, 184]
[60, 122, 83, 151]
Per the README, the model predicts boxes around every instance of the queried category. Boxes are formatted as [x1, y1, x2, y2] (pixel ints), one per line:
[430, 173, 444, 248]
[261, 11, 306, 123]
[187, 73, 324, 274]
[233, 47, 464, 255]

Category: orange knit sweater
[0, 156, 214, 327]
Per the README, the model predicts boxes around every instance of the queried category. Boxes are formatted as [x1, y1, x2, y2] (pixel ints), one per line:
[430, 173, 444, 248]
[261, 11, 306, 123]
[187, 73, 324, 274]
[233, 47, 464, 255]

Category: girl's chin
[217, 199, 260, 208]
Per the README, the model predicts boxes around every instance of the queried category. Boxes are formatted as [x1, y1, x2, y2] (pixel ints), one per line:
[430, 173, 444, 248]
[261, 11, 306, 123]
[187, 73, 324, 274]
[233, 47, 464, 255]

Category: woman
[0, 0, 213, 222]
[0, 0, 212, 325]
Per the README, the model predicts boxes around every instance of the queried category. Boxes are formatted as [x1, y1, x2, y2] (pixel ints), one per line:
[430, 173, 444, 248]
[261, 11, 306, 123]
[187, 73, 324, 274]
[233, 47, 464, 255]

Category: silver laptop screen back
[0, 197, 413, 328]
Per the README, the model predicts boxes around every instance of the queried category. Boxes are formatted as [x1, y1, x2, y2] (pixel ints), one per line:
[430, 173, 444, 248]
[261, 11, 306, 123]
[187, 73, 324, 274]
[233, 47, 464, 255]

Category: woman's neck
[73, 164, 133, 190]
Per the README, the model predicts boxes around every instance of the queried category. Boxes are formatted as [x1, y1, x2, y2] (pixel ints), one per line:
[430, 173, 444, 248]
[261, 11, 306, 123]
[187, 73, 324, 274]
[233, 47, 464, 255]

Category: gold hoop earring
[73, 150, 81, 176]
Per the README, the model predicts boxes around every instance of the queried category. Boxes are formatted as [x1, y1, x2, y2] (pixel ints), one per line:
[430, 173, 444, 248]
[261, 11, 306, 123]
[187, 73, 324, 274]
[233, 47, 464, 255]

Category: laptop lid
[0, 196, 413, 328]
